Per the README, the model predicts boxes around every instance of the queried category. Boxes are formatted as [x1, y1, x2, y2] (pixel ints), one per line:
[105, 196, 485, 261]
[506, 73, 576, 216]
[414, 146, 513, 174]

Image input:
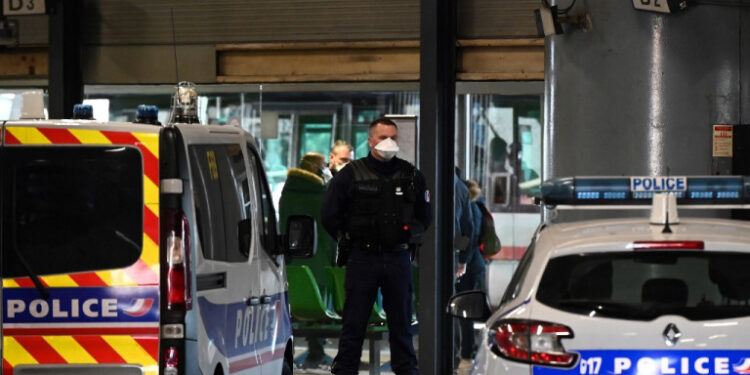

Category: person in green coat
[278, 152, 336, 368]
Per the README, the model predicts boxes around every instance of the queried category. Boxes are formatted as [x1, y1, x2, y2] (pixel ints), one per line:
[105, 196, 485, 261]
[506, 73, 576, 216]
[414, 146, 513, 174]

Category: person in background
[453, 169, 475, 372]
[279, 152, 335, 368]
[329, 140, 353, 176]
[456, 179, 488, 372]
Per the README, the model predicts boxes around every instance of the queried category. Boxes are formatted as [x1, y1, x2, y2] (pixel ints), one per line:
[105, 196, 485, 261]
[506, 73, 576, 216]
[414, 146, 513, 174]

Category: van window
[189, 144, 248, 262]
[1, 146, 143, 277]
[537, 251, 750, 321]
[247, 146, 278, 255]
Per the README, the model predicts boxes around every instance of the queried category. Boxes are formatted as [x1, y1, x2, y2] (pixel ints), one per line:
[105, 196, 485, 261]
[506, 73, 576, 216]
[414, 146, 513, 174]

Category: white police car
[449, 176, 750, 375]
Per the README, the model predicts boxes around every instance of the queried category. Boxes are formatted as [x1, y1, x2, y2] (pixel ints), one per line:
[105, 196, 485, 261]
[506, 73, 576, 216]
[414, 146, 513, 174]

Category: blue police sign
[630, 176, 687, 193]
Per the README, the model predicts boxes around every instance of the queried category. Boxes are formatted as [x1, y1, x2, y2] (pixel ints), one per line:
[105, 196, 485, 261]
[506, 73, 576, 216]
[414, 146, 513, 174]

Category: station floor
[292, 340, 395, 375]
[291, 339, 472, 375]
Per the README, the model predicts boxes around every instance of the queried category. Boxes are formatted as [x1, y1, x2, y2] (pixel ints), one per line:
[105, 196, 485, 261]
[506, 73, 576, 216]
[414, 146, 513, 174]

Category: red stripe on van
[133, 337, 159, 362]
[37, 128, 81, 144]
[69, 272, 108, 287]
[3, 358, 14, 375]
[15, 336, 67, 363]
[144, 206, 159, 244]
[5, 327, 159, 336]
[4, 130, 20, 144]
[12, 277, 49, 288]
[73, 336, 127, 363]
[100, 131, 159, 186]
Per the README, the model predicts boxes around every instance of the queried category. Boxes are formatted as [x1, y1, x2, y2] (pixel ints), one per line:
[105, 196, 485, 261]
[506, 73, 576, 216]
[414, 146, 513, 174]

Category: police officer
[322, 117, 432, 375]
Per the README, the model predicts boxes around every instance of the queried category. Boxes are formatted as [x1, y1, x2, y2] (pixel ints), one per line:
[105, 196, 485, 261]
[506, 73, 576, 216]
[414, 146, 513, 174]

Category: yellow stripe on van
[40, 274, 78, 287]
[132, 132, 159, 158]
[3, 337, 39, 366]
[95, 269, 137, 287]
[6, 127, 51, 144]
[68, 128, 113, 144]
[3, 279, 20, 288]
[142, 234, 159, 267]
[145, 178, 159, 205]
[102, 336, 157, 369]
[44, 336, 97, 363]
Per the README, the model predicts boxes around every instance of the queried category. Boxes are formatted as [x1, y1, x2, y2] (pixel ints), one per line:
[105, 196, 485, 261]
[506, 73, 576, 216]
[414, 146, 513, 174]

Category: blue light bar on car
[540, 176, 750, 206]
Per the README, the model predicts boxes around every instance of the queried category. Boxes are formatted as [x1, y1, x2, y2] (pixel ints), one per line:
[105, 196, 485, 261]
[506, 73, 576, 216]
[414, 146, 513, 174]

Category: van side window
[189, 144, 248, 262]
[247, 146, 278, 256]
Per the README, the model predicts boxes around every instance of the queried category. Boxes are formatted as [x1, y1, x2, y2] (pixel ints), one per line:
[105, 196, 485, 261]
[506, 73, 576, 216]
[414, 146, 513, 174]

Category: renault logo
[663, 323, 681, 346]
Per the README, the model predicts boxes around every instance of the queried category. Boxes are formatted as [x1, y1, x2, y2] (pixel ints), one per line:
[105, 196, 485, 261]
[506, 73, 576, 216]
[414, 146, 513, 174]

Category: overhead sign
[713, 124, 733, 158]
[632, 0, 672, 14]
[3, 0, 46, 15]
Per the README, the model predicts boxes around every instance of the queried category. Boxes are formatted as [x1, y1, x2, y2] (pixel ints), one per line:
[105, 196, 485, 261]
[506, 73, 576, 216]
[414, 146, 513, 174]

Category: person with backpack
[454, 178, 485, 371]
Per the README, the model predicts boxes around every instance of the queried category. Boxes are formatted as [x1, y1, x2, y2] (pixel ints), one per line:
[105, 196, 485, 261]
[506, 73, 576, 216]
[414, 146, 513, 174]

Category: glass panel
[189, 144, 247, 262]
[537, 252, 750, 321]
[468, 95, 542, 213]
[2, 146, 142, 277]
[247, 146, 279, 256]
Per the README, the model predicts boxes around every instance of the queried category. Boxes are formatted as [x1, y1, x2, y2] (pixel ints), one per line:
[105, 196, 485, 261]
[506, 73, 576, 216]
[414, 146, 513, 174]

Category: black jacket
[322, 153, 432, 241]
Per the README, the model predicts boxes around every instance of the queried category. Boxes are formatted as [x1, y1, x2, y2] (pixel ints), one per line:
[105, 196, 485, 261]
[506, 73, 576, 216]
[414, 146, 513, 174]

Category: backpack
[476, 201, 501, 257]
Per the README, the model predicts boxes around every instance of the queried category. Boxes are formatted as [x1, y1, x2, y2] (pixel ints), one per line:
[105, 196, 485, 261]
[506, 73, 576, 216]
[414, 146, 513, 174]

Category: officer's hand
[456, 263, 466, 278]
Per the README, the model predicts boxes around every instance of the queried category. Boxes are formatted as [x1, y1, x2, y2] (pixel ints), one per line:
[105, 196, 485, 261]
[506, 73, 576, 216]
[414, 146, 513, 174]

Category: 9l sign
[632, 0, 687, 14]
[3, 0, 46, 16]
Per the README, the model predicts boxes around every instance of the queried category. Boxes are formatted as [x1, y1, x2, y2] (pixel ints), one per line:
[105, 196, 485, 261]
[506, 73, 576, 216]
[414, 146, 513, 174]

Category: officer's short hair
[369, 117, 398, 131]
[330, 139, 352, 154]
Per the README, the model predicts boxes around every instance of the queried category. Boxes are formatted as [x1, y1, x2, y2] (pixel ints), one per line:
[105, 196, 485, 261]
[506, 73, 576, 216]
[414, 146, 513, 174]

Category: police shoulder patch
[425, 189, 430, 202]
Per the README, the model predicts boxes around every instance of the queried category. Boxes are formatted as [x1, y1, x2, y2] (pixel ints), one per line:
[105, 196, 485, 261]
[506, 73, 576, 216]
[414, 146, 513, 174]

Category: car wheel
[282, 360, 293, 375]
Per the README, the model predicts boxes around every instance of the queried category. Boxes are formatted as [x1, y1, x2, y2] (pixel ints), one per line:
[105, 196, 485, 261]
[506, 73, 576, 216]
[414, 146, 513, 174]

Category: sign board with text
[385, 114, 418, 167]
[713, 124, 733, 158]
[3, 0, 45, 15]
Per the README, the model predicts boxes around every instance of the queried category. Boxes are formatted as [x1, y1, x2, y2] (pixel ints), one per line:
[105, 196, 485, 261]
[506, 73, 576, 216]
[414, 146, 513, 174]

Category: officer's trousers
[332, 247, 417, 375]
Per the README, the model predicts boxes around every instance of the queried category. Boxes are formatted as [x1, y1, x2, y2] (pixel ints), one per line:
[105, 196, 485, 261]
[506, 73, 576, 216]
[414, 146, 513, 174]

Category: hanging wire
[542, 0, 578, 14]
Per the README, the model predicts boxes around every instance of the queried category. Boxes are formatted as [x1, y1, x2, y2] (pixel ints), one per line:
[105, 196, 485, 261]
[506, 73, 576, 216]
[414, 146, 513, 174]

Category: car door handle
[196, 272, 226, 291]
[247, 297, 260, 306]
[260, 295, 272, 304]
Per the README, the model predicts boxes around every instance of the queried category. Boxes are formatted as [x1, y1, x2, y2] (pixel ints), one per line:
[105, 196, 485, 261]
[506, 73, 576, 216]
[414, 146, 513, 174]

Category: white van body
[1, 121, 295, 375]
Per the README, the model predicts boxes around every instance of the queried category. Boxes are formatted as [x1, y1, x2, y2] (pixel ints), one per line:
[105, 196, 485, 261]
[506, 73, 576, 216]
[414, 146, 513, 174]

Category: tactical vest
[346, 159, 418, 247]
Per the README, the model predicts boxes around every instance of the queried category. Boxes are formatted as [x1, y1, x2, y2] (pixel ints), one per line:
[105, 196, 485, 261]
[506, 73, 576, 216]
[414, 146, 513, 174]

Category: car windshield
[536, 251, 750, 321]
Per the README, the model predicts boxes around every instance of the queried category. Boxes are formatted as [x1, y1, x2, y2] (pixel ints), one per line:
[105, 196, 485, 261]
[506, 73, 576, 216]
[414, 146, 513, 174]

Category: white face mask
[332, 162, 348, 172]
[374, 137, 399, 161]
[321, 167, 333, 183]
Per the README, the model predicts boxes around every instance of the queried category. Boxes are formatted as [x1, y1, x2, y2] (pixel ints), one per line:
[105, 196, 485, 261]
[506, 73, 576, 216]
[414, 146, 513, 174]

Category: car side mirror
[238, 218, 252, 258]
[285, 215, 317, 258]
[446, 290, 492, 321]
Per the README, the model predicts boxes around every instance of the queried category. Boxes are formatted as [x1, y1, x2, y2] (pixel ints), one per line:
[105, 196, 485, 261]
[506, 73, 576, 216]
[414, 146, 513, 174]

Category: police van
[449, 176, 750, 375]
[1, 84, 316, 375]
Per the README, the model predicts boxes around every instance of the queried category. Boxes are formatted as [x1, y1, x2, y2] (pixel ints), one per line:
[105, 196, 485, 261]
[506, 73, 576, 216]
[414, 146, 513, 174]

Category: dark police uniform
[322, 153, 432, 375]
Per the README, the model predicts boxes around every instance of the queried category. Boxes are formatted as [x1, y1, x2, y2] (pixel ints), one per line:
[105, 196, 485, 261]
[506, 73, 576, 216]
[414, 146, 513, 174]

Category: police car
[1, 84, 315, 375]
[449, 176, 750, 375]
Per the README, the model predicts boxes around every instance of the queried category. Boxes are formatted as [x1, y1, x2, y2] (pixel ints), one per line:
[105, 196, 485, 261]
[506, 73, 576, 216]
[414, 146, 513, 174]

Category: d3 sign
[3, 0, 46, 16]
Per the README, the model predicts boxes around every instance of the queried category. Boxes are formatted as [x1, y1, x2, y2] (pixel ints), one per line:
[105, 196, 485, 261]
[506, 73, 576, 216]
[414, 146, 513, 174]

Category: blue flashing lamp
[72, 104, 94, 120]
[540, 176, 750, 206]
[136, 104, 160, 125]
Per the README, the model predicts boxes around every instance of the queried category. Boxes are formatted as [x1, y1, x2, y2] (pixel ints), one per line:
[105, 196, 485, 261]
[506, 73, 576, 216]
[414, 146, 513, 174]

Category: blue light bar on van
[540, 176, 750, 206]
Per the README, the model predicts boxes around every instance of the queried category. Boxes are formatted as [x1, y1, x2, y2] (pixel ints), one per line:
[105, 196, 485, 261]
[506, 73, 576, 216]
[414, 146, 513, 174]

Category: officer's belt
[352, 242, 409, 252]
